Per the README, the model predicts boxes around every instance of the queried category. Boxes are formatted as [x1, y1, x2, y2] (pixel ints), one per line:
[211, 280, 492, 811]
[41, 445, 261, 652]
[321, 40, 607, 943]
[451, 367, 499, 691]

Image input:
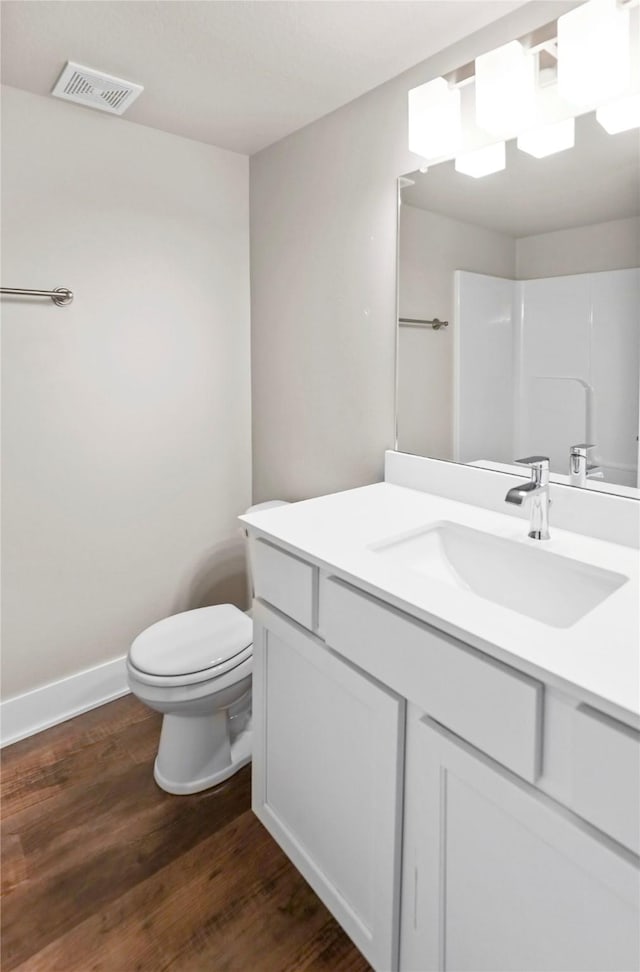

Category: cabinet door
[252, 604, 405, 972]
[401, 715, 640, 972]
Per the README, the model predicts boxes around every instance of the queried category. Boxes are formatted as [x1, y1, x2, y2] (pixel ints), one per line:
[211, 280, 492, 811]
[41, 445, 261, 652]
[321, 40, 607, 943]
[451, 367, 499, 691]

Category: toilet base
[154, 723, 252, 795]
[153, 710, 252, 796]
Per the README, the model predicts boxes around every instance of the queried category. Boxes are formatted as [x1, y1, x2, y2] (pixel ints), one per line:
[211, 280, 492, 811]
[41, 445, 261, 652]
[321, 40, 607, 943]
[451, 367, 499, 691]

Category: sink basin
[371, 521, 628, 628]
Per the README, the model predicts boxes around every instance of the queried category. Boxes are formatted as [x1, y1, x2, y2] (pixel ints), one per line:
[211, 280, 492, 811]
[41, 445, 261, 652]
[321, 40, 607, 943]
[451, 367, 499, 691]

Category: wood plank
[1, 696, 369, 972]
[11, 810, 370, 972]
[0, 695, 158, 818]
[3, 694, 152, 764]
[2, 765, 252, 968]
[0, 833, 27, 895]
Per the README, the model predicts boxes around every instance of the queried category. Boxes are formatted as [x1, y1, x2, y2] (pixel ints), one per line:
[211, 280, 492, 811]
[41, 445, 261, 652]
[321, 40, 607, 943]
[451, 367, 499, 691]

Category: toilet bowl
[126, 500, 288, 794]
[127, 604, 253, 794]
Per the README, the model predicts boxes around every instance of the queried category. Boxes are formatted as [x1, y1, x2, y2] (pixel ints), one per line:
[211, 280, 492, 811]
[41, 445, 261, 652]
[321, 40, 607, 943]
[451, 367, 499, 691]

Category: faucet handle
[515, 456, 549, 487]
[515, 455, 549, 468]
[570, 443, 595, 456]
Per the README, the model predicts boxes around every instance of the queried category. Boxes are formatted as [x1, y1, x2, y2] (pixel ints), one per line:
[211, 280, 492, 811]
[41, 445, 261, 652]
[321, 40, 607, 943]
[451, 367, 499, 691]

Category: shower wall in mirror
[397, 111, 640, 497]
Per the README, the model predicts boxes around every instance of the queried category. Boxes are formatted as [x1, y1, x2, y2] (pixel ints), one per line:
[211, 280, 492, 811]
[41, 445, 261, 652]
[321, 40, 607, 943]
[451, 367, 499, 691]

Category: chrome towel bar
[1, 286, 74, 306]
[399, 316, 448, 329]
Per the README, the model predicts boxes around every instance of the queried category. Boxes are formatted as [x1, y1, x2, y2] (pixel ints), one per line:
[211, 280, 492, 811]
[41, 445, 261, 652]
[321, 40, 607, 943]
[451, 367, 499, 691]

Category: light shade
[475, 40, 536, 138]
[408, 77, 461, 160]
[455, 142, 506, 178]
[558, 0, 631, 109]
[596, 93, 640, 133]
[517, 118, 575, 158]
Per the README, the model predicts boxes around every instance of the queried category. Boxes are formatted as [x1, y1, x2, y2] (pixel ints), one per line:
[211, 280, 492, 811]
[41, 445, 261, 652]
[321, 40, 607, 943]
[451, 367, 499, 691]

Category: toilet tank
[243, 500, 290, 599]
[246, 501, 289, 515]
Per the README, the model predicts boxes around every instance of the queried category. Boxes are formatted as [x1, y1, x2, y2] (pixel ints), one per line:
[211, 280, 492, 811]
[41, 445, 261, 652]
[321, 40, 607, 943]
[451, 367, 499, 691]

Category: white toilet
[126, 501, 287, 794]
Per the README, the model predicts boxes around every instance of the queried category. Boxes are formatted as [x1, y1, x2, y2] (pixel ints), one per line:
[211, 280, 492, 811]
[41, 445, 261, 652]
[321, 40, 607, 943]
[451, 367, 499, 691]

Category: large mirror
[396, 110, 640, 498]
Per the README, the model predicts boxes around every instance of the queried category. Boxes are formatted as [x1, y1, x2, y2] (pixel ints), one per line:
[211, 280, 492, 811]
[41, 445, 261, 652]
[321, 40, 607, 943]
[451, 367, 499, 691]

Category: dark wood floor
[1, 695, 371, 972]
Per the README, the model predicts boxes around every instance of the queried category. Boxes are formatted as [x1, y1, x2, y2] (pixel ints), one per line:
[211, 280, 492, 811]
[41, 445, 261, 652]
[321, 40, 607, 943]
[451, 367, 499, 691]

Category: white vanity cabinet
[251, 601, 405, 972]
[400, 714, 640, 972]
[247, 528, 640, 972]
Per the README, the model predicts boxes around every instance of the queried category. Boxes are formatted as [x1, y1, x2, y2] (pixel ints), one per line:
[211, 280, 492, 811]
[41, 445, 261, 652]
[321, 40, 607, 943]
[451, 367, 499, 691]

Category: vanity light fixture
[517, 117, 575, 157]
[408, 0, 639, 173]
[557, 0, 631, 108]
[596, 91, 640, 131]
[454, 141, 506, 178]
[475, 40, 536, 138]
[408, 77, 461, 160]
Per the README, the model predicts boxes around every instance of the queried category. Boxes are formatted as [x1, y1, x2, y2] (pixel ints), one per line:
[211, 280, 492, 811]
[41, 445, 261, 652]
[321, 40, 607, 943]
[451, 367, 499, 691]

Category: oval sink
[371, 521, 628, 628]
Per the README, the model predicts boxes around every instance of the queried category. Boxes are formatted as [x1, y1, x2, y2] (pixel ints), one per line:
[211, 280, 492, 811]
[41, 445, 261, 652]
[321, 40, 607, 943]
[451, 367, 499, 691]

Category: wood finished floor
[1, 696, 371, 972]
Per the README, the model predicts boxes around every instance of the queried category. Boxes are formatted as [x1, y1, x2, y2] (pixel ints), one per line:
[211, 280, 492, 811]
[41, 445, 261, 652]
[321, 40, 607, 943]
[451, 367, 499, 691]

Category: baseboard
[0, 655, 130, 748]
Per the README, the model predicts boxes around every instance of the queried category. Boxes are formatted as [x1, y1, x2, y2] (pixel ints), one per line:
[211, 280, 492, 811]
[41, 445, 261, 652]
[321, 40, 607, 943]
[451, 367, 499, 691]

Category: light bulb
[475, 40, 536, 138]
[408, 77, 461, 160]
[455, 142, 506, 178]
[596, 93, 640, 133]
[517, 118, 575, 158]
[558, 0, 631, 109]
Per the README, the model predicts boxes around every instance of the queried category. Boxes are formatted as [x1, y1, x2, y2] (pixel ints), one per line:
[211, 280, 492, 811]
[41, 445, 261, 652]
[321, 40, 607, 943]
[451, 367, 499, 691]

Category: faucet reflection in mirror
[569, 443, 603, 487]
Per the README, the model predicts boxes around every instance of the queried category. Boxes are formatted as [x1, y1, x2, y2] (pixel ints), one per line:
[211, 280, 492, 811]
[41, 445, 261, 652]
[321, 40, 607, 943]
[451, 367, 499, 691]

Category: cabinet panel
[250, 537, 316, 629]
[252, 602, 405, 972]
[571, 704, 640, 854]
[322, 575, 542, 782]
[401, 716, 640, 972]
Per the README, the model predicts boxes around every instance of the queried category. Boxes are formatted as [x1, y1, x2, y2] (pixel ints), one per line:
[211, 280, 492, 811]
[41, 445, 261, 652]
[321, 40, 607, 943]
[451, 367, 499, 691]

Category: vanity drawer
[320, 576, 543, 782]
[570, 705, 640, 854]
[251, 538, 316, 630]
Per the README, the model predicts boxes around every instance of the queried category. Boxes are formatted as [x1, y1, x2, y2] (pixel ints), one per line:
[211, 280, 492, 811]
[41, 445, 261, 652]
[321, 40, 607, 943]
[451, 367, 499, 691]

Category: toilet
[126, 501, 288, 794]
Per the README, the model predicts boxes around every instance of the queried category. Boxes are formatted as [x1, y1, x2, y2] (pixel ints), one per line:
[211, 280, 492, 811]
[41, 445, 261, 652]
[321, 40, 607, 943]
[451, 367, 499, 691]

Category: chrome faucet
[569, 443, 603, 487]
[505, 456, 551, 540]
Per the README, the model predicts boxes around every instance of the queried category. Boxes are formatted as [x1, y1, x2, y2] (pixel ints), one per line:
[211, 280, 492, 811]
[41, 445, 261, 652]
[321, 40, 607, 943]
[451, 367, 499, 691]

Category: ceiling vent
[51, 62, 143, 116]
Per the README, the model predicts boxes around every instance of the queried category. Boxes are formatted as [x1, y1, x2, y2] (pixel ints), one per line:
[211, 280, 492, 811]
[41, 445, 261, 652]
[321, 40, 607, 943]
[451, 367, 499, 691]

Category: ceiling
[401, 111, 640, 238]
[0, 0, 527, 155]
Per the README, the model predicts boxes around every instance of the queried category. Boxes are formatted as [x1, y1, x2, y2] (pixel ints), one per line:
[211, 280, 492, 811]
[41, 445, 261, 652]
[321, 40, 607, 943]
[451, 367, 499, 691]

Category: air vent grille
[51, 62, 143, 116]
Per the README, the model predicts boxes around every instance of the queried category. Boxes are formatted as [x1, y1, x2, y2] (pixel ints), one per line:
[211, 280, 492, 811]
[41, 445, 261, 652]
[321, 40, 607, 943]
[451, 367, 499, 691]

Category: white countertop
[241, 483, 640, 724]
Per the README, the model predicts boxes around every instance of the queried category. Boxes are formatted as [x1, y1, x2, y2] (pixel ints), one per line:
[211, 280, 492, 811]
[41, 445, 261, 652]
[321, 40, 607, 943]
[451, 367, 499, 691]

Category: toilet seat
[129, 604, 252, 686]
[127, 643, 253, 688]
[127, 653, 253, 708]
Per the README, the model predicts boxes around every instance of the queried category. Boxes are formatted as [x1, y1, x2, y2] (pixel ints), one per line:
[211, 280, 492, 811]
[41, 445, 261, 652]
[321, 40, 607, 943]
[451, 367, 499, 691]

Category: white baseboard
[0, 655, 129, 748]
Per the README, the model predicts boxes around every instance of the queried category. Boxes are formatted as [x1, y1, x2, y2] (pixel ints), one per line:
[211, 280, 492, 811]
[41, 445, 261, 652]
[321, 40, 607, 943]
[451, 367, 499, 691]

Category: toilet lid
[130, 604, 253, 677]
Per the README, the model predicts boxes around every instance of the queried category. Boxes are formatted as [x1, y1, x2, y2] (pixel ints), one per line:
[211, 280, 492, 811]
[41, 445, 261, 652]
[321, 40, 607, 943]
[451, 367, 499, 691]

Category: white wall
[516, 217, 640, 279]
[249, 2, 571, 502]
[398, 206, 514, 459]
[1, 86, 251, 699]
